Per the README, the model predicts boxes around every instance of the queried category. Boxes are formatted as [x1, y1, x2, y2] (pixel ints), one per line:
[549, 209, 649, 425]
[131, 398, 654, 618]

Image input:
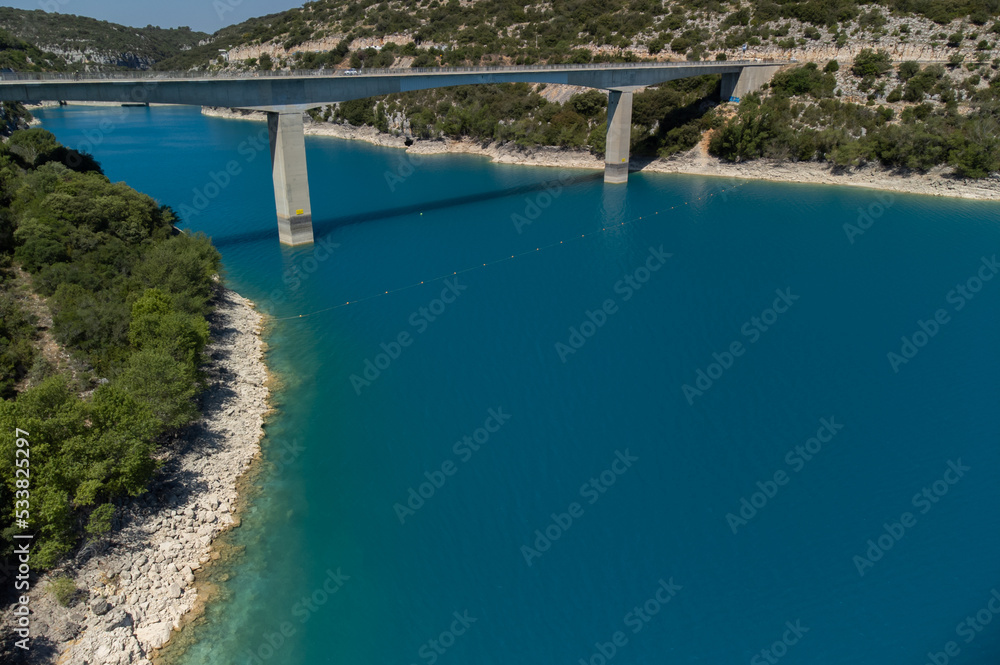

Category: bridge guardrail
[0, 60, 786, 83]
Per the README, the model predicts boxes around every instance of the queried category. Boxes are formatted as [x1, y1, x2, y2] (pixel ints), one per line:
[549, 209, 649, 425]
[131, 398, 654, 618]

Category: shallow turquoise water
[37, 105, 1000, 665]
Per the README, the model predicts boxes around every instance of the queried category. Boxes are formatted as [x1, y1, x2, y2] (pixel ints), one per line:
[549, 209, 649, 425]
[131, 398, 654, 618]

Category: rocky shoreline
[201, 106, 1000, 202]
[0, 286, 270, 664]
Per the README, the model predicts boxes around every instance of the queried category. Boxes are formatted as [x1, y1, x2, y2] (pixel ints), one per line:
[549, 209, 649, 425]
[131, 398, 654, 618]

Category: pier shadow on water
[209, 172, 603, 248]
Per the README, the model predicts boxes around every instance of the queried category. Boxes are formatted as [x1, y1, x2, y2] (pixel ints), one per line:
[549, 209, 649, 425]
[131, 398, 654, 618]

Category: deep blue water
[36, 105, 1000, 665]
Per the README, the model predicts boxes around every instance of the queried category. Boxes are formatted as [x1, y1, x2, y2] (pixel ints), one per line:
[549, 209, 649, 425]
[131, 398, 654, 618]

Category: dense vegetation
[154, 11, 305, 71]
[141, 0, 998, 179]
[160, 0, 1000, 72]
[0, 26, 67, 71]
[311, 74, 719, 158]
[0, 7, 207, 70]
[710, 58, 1000, 176]
[0, 129, 220, 568]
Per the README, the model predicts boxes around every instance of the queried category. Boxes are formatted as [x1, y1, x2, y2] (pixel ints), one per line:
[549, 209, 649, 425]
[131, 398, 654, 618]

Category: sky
[2, 0, 304, 34]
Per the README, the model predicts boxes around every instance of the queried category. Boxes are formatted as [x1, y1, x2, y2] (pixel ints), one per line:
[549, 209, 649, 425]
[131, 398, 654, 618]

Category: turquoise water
[36, 105, 1000, 665]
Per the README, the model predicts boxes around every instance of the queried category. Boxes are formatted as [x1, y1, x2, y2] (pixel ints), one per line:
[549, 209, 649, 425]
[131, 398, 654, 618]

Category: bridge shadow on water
[210, 171, 604, 249]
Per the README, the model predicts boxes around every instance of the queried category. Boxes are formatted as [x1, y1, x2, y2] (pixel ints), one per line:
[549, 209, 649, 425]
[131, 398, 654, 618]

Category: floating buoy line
[274, 180, 749, 322]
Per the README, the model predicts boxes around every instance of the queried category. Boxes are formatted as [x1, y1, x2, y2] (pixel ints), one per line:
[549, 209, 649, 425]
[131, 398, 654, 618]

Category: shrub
[771, 63, 836, 98]
[47, 576, 79, 606]
[898, 61, 920, 81]
[851, 49, 891, 78]
[118, 349, 199, 429]
[722, 7, 751, 28]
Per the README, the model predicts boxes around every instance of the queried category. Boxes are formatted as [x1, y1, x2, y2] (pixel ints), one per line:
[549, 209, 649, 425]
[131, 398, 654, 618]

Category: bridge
[0, 61, 783, 245]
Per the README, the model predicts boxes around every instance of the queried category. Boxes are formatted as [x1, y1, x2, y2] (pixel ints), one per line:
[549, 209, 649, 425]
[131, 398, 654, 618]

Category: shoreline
[202, 105, 1000, 202]
[1, 286, 271, 664]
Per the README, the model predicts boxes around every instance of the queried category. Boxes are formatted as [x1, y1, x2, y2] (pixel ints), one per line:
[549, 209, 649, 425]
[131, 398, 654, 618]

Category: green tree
[85, 503, 115, 536]
[568, 90, 607, 117]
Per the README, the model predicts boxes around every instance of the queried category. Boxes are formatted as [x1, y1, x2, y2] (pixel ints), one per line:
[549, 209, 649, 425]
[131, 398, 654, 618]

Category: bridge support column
[720, 65, 783, 102]
[268, 110, 314, 246]
[604, 90, 632, 184]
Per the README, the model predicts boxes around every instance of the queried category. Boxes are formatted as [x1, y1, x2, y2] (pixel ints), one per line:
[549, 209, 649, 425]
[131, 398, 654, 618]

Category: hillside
[154, 1, 1000, 179]
[162, 0, 1000, 71]
[6, 2, 1000, 177]
[0, 26, 69, 72]
[0, 8, 208, 70]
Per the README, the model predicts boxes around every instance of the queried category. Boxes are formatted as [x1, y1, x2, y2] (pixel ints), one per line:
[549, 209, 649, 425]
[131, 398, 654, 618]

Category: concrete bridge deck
[0, 61, 783, 107]
[0, 61, 784, 245]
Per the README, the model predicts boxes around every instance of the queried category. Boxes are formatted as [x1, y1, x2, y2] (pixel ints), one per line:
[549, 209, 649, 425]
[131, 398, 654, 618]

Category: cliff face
[40, 46, 157, 70]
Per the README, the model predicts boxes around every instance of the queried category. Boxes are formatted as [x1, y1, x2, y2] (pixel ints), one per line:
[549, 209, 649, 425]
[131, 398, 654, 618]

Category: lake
[35, 104, 1000, 665]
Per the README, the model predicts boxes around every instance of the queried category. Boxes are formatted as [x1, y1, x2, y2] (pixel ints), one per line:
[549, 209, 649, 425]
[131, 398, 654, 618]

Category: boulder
[135, 621, 173, 650]
[104, 609, 133, 631]
[90, 597, 111, 616]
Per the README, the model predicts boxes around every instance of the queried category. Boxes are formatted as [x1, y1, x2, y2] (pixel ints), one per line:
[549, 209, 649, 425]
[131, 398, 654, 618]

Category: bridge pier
[268, 110, 314, 246]
[720, 65, 783, 102]
[604, 90, 633, 184]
